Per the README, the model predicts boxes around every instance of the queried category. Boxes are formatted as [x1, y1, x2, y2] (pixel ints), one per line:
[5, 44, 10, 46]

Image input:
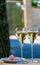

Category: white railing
[9, 35, 40, 44]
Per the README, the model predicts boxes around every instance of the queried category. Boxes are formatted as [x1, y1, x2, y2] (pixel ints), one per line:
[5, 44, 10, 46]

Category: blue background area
[10, 39, 40, 58]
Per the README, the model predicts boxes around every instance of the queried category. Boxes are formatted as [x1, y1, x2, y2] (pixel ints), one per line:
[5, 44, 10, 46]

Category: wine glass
[16, 28, 28, 58]
[27, 29, 38, 62]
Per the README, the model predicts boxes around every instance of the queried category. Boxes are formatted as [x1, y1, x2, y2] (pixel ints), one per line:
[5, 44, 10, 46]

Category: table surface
[1, 62, 40, 65]
[0, 60, 40, 65]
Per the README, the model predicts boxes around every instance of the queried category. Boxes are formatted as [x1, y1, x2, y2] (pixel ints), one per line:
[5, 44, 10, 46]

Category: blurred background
[6, 0, 24, 35]
[6, 0, 40, 35]
[0, 0, 40, 58]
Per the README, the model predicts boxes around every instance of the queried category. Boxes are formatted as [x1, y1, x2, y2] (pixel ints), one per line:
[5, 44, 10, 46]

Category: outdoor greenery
[32, 0, 37, 7]
[7, 2, 24, 35]
[32, 0, 40, 7]
[0, 0, 10, 58]
[0, 0, 23, 58]
[6, 0, 23, 1]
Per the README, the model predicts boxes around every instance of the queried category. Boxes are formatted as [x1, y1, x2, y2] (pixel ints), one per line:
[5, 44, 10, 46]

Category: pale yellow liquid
[17, 31, 27, 57]
[17, 31, 27, 44]
[28, 31, 38, 43]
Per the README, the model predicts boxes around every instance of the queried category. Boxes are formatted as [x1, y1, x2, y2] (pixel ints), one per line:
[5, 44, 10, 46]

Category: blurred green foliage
[0, 0, 10, 58]
[32, 0, 37, 7]
[7, 2, 24, 35]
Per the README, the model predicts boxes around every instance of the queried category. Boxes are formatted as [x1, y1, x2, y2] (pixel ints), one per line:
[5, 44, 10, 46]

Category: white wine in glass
[17, 31, 27, 58]
[28, 31, 38, 62]
[28, 31, 38, 43]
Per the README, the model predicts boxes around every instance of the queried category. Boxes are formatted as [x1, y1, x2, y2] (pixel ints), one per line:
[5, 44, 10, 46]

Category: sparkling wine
[28, 31, 38, 43]
[17, 31, 27, 58]
[17, 31, 27, 44]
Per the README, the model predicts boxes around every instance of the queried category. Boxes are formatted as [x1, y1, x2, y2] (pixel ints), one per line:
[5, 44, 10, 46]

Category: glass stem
[31, 43, 33, 62]
[21, 44, 23, 58]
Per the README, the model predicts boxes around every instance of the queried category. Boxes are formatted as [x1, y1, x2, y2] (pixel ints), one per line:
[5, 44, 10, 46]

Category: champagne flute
[16, 27, 28, 58]
[16, 30, 27, 58]
[28, 30, 38, 62]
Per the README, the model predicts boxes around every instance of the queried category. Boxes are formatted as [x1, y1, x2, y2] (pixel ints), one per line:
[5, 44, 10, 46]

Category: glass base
[28, 59, 38, 63]
[32, 59, 38, 63]
[17, 61, 28, 64]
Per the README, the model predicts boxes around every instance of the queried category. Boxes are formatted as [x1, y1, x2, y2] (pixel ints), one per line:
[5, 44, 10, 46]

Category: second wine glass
[27, 29, 38, 62]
